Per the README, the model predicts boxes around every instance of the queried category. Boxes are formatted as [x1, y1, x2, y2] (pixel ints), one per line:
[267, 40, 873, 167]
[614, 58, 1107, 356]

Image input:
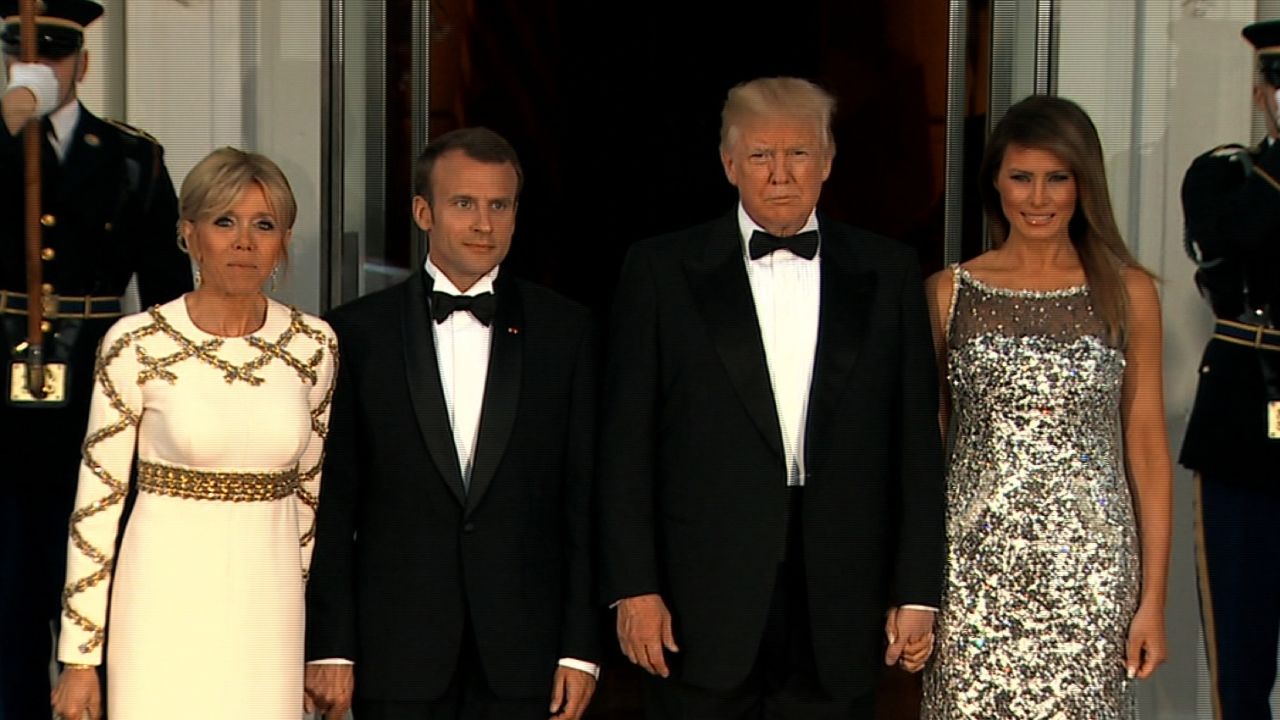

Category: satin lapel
[805, 222, 876, 471]
[464, 274, 523, 515]
[401, 270, 467, 505]
[683, 214, 784, 462]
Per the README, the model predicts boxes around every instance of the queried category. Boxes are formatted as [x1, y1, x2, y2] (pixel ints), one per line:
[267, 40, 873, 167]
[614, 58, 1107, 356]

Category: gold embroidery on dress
[61, 308, 337, 654]
[62, 322, 157, 654]
[138, 306, 328, 387]
[137, 461, 300, 501]
[298, 339, 338, 551]
[309, 335, 339, 437]
[297, 480, 320, 547]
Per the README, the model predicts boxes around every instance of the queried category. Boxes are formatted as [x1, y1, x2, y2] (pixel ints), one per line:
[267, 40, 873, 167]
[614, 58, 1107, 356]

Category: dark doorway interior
[426, 0, 956, 312]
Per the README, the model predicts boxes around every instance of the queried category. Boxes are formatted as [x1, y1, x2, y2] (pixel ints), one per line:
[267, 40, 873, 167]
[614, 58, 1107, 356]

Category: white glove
[5, 62, 60, 117]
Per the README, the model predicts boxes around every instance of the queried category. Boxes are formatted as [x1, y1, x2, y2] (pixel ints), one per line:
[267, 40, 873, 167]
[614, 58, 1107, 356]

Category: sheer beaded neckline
[954, 264, 1089, 299]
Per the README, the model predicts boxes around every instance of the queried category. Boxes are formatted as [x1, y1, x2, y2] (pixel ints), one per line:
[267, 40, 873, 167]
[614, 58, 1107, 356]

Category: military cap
[1244, 18, 1280, 86]
[1, 0, 103, 58]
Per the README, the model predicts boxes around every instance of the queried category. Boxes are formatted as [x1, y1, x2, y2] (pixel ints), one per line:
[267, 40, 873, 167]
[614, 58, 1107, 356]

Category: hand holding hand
[548, 666, 596, 719]
[304, 663, 354, 719]
[50, 666, 101, 720]
[616, 593, 679, 677]
[884, 606, 936, 673]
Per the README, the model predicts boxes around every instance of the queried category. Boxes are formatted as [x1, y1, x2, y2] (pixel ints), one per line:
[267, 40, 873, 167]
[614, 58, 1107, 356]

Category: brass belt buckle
[7, 361, 69, 406]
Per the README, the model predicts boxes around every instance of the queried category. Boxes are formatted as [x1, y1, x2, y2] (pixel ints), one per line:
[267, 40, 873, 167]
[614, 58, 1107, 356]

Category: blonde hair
[720, 77, 837, 154]
[178, 147, 297, 268]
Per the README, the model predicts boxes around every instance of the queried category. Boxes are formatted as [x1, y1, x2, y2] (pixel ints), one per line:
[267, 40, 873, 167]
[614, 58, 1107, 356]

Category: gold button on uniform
[40, 214, 56, 227]
[40, 320, 52, 333]
[41, 247, 55, 261]
[41, 283, 54, 294]
[104, 222, 113, 232]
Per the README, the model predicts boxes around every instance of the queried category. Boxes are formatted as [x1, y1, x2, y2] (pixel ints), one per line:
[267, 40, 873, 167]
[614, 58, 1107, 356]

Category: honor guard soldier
[1182, 17, 1280, 720]
[0, 1, 192, 717]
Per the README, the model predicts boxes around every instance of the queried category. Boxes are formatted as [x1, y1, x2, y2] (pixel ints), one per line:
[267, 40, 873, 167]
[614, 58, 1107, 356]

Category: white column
[115, 0, 322, 313]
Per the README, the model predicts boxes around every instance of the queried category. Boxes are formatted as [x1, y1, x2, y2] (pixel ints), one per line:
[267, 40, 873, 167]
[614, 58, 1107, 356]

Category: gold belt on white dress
[136, 461, 299, 502]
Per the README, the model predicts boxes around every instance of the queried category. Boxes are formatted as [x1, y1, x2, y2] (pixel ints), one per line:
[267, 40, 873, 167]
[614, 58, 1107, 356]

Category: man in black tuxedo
[599, 77, 945, 718]
[304, 127, 600, 720]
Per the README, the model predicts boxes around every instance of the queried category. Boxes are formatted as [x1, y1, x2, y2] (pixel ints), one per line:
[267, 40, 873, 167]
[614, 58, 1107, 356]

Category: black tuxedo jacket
[306, 269, 600, 701]
[598, 211, 945, 698]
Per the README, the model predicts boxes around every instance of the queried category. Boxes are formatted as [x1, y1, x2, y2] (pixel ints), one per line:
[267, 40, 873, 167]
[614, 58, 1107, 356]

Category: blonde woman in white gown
[50, 147, 338, 720]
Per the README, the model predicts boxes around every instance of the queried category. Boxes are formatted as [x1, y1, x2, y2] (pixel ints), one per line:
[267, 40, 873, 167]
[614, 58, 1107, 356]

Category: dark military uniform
[0, 3, 192, 718]
[1183, 19, 1280, 720]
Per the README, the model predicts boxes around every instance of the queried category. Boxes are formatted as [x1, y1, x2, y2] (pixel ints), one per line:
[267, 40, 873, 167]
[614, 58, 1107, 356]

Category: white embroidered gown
[57, 297, 338, 720]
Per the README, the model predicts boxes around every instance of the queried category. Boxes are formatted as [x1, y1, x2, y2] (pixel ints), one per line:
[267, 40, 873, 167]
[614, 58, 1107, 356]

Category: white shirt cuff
[306, 657, 596, 678]
[558, 657, 600, 679]
[900, 604, 939, 612]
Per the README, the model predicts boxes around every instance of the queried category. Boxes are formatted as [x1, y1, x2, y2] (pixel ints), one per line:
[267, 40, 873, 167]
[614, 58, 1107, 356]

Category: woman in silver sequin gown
[920, 96, 1172, 719]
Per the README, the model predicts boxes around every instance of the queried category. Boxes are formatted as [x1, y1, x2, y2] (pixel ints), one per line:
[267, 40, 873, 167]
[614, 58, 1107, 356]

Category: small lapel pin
[84, 133, 100, 147]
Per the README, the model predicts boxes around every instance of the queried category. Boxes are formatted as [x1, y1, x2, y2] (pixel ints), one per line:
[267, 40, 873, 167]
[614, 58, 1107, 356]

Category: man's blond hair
[719, 77, 836, 154]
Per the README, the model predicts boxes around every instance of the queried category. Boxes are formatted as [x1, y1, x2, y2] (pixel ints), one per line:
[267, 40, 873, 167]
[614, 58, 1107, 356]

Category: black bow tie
[430, 291, 496, 326]
[748, 230, 819, 260]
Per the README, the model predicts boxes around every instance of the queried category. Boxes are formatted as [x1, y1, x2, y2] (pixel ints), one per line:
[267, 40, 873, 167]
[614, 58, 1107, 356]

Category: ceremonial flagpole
[19, 0, 46, 398]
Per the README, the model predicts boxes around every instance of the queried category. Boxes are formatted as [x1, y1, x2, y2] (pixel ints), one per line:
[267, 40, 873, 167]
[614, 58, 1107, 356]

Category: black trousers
[354, 615, 547, 720]
[645, 489, 874, 720]
[0, 405, 88, 720]
[1195, 472, 1280, 719]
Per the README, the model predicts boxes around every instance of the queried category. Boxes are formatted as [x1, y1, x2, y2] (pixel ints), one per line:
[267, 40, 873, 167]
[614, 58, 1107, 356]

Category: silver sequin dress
[922, 266, 1140, 719]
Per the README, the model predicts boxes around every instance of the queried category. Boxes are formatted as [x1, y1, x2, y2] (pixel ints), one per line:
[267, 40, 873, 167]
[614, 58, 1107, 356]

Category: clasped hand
[617, 595, 936, 676]
[884, 606, 935, 673]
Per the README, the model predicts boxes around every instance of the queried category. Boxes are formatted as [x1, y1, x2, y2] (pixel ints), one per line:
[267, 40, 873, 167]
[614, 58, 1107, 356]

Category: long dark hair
[980, 95, 1151, 346]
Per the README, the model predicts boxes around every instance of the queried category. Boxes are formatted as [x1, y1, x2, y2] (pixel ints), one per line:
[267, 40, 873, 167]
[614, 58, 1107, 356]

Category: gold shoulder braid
[103, 117, 160, 145]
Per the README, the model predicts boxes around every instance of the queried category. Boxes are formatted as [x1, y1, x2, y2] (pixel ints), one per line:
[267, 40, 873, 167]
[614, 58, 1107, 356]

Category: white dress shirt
[427, 257, 497, 487]
[427, 257, 599, 677]
[310, 256, 600, 678]
[738, 208, 937, 616]
[738, 204, 821, 487]
[46, 100, 80, 162]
